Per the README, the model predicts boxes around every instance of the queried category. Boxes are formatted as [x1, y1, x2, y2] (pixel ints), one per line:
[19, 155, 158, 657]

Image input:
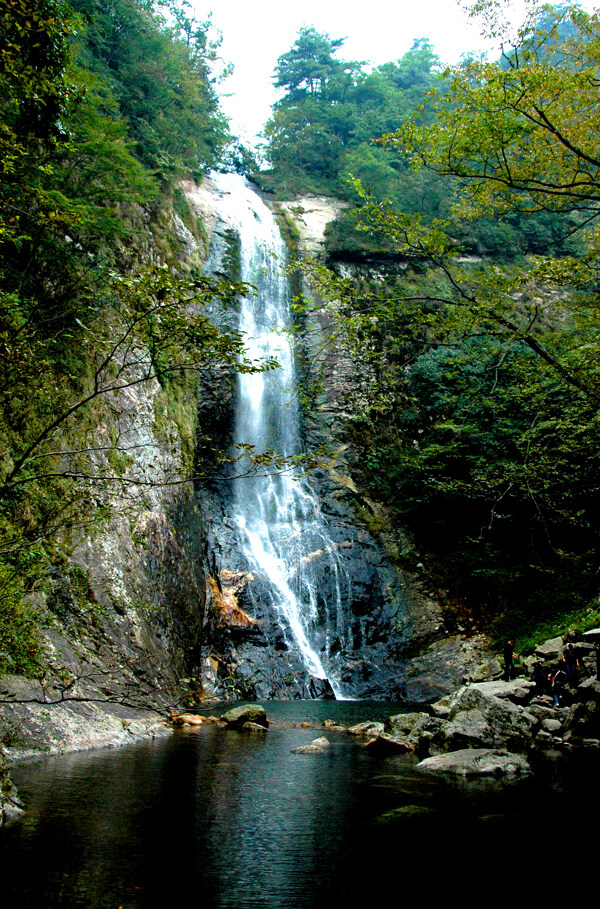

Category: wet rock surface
[361, 634, 600, 770]
[192, 181, 490, 702]
[0, 749, 24, 827]
[291, 735, 330, 754]
[221, 704, 269, 729]
[417, 749, 531, 777]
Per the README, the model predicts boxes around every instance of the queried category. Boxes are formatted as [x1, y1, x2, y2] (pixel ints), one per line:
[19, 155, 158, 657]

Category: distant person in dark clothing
[552, 661, 568, 706]
[531, 660, 549, 696]
[503, 638, 518, 681]
[563, 644, 580, 688]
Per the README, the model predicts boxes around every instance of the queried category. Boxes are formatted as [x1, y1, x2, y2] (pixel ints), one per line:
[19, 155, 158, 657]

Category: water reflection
[2, 702, 600, 907]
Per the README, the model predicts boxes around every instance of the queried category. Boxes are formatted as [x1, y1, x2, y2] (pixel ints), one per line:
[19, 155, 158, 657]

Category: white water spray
[211, 173, 350, 696]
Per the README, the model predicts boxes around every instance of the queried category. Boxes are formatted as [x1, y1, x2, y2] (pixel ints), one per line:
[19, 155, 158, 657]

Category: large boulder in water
[308, 676, 336, 699]
[433, 685, 537, 754]
[221, 704, 269, 729]
[417, 748, 531, 777]
[383, 711, 445, 754]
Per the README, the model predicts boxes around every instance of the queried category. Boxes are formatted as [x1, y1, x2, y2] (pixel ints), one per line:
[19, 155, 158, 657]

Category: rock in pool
[221, 704, 269, 729]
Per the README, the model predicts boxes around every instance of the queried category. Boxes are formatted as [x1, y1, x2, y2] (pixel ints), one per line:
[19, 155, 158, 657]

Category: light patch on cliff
[181, 175, 230, 248]
[277, 197, 348, 255]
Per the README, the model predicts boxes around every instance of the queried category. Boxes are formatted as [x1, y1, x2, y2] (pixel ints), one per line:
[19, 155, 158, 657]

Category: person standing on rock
[503, 638, 518, 681]
[551, 661, 568, 707]
[531, 660, 549, 696]
[564, 644, 580, 688]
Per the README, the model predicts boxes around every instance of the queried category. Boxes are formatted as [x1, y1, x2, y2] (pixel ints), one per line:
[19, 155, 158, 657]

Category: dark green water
[1, 701, 598, 907]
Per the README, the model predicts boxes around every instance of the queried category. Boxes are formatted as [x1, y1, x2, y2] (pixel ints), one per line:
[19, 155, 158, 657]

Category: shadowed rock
[433, 685, 537, 753]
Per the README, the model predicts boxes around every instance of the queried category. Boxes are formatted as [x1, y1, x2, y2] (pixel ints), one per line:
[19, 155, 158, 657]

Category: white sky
[190, 0, 599, 144]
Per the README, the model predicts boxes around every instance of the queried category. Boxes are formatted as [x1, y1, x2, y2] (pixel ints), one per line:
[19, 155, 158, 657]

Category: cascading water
[210, 172, 351, 697]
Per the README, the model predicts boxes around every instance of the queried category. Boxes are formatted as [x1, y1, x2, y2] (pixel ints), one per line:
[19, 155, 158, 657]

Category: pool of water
[2, 701, 598, 907]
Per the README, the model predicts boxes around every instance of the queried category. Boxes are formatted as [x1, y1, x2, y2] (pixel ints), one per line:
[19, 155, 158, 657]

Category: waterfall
[210, 173, 350, 698]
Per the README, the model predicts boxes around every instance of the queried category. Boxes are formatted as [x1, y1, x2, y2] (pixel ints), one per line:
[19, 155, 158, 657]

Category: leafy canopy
[298, 3, 600, 626]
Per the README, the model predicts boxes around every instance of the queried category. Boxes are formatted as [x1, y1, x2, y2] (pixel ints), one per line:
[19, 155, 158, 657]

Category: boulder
[365, 734, 411, 754]
[1, 752, 23, 827]
[430, 696, 452, 719]
[308, 677, 336, 699]
[383, 712, 445, 754]
[562, 699, 600, 740]
[171, 713, 205, 727]
[471, 658, 503, 682]
[220, 704, 269, 729]
[577, 678, 600, 702]
[323, 719, 346, 732]
[541, 718, 562, 734]
[241, 722, 268, 734]
[417, 748, 531, 777]
[535, 637, 564, 660]
[291, 736, 330, 754]
[527, 699, 557, 718]
[470, 680, 535, 705]
[374, 805, 436, 823]
[434, 684, 537, 754]
[347, 721, 385, 737]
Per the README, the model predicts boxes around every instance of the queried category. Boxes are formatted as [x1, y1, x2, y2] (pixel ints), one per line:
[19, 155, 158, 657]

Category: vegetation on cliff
[255, 15, 582, 261]
[0, 0, 244, 675]
[263, 3, 600, 639]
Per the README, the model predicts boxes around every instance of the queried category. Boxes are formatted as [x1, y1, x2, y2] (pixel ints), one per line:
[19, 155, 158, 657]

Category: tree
[302, 4, 600, 625]
[0, 0, 76, 245]
[273, 26, 346, 99]
[357, 4, 600, 401]
[394, 5, 600, 225]
[260, 30, 443, 203]
[69, 0, 230, 174]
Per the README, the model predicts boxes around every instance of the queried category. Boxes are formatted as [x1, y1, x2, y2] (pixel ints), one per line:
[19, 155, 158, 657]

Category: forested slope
[0, 0, 241, 679]
[257, 4, 600, 644]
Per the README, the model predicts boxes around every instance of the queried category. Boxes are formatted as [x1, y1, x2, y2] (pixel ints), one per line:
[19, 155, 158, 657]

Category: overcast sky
[189, 0, 598, 144]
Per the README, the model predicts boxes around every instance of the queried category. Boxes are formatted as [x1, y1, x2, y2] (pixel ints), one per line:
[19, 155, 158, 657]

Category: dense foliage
[257, 19, 582, 260]
[0, 0, 237, 674]
[293, 3, 600, 637]
[257, 31, 448, 243]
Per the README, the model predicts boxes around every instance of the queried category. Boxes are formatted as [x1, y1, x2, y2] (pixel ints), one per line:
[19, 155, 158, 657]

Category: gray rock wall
[278, 200, 491, 697]
[187, 185, 490, 702]
[1, 183, 214, 759]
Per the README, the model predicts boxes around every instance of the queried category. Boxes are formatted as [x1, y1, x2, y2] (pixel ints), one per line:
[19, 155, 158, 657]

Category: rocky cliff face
[185, 184, 490, 702]
[1, 180, 490, 782]
[0, 190, 213, 762]
[272, 193, 490, 698]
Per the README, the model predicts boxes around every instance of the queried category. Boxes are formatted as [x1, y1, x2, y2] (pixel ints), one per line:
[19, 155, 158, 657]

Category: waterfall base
[194, 173, 487, 703]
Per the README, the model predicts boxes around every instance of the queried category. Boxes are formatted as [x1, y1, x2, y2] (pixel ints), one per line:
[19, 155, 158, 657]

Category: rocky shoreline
[322, 634, 600, 776]
[171, 633, 600, 777]
[3, 633, 599, 825]
[0, 695, 172, 827]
